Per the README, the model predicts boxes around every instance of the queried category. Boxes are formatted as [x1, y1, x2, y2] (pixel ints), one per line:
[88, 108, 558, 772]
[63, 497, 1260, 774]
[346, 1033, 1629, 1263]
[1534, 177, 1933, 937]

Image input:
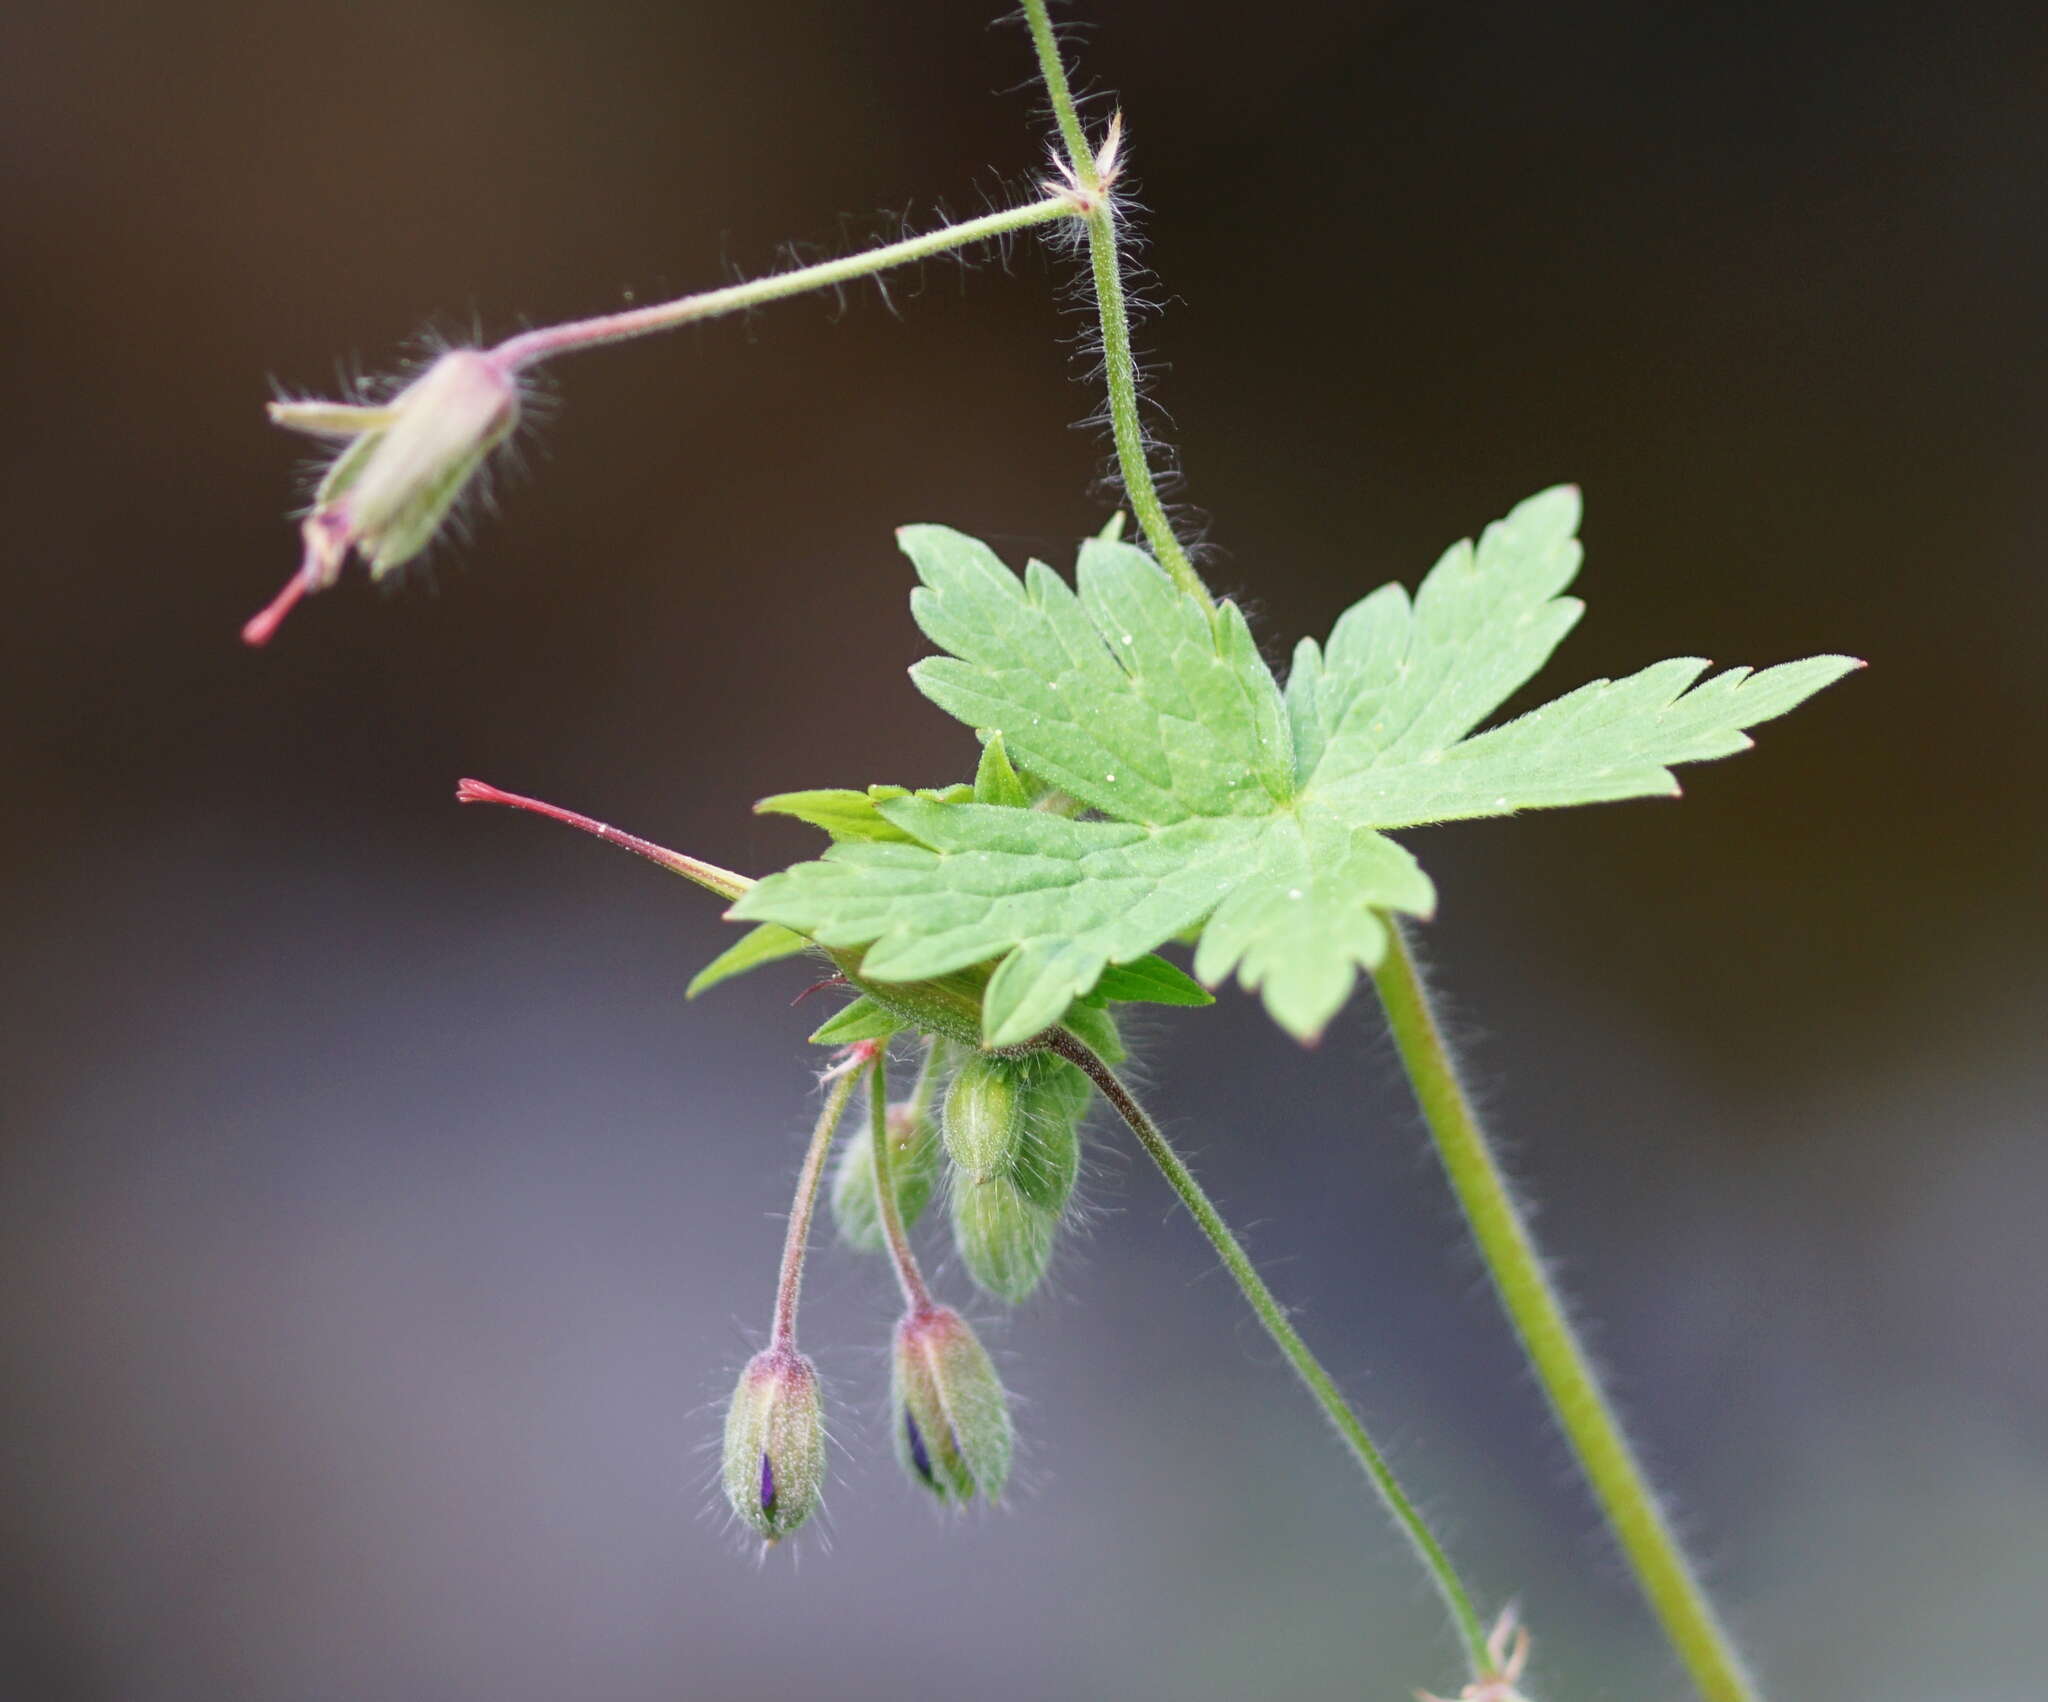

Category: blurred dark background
[4, 1, 2043, 1697]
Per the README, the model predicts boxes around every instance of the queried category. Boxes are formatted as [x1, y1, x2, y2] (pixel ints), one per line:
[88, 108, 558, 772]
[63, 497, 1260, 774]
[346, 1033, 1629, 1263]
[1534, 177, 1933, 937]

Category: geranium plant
[242, 7, 1856, 1699]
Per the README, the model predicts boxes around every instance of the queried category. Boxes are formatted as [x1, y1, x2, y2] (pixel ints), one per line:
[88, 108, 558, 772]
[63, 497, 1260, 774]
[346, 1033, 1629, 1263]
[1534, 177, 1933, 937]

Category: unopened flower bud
[831, 1102, 940, 1252]
[890, 1305, 1013, 1504]
[246, 349, 521, 644]
[1011, 1058, 1084, 1213]
[943, 1054, 1029, 1182]
[951, 1168, 1059, 1302]
[721, 1346, 826, 1544]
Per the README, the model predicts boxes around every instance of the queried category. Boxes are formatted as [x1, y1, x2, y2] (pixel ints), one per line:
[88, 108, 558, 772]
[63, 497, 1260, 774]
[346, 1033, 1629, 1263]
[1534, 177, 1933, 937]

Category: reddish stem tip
[241, 572, 308, 647]
[453, 779, 607, 838]
[451, 777, 751, 900]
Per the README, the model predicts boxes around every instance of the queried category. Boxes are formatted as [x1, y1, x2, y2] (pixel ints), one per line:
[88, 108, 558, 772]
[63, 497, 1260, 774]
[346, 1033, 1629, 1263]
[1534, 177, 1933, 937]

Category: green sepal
[973, 734, 1032, 808]
[757, 784, 973, 846]
[1060, 1000, 1126, 1066]
[313, 427, 383, 507]
[808, 995, 903, 1045]
[271, 400, 401, 437]
[362, 442, 496, 576]
[758, 789, 925, 846]
[1087, 953, 1213, 1008]
[686, 922, 811, 999]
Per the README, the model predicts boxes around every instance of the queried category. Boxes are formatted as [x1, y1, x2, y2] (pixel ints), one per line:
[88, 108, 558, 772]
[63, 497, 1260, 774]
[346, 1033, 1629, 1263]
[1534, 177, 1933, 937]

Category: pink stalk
[454, 778, 751, 901]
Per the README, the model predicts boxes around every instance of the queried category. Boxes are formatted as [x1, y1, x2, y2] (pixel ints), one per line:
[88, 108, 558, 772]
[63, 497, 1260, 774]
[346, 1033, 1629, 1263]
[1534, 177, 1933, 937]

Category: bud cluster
[721, 1037, 1046, 1546]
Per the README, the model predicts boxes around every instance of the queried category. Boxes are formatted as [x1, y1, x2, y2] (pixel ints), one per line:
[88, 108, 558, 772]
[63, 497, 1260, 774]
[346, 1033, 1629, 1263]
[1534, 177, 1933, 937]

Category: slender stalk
[1373, 926, 1760, 1702]
[905, 1036, 950, 1133]
[1045, 1027, 1490, 1679]
[455, 778, 752, 901]
[1019, 0, 1213, 611]
[489, 195, 1083, 373]
[769, 1057, 866, 1350]
[866, 1049, 935, 1313]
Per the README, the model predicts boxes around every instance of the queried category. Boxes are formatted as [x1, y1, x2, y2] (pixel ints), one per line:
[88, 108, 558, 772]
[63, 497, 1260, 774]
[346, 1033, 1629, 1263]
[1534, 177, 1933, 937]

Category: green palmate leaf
[1311, 652, 1862, 823]
[736, 492, 1857, 1045]
[686, 921, 811, 999]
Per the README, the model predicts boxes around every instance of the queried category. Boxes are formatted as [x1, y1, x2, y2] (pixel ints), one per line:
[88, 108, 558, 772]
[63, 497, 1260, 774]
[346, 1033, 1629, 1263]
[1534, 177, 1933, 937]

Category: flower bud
[943, 1054, 1030, 1182]
[323, 350, 518, 572]
[890, 1305, 1013, 1504]
[721, 1346, 826, 1544]
[247, 350, 521, 644]
[830, 1101, 940, 1252]
[951, 1168, 1059, 1302]
[1011, 1057, 1085, 1213]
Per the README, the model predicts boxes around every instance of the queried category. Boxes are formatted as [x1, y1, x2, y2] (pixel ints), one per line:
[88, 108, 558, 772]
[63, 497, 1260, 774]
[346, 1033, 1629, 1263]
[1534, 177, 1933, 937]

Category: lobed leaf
[1313, 652, 1862, 826]
[740, 496, 1857, 1046]
[903, 525, 1292, 825]
[736, 801, 1264, 1046]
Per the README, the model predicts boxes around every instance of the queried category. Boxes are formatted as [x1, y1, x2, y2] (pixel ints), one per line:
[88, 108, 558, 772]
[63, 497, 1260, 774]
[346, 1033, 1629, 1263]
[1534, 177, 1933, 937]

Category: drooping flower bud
[951, 1168, 1059, 1302]
[246, 350, 521, 644]
[889, 1304, 1013, 1504]
[1011, 1057, 1084, 1213]
[942, 1054, 1029, 1182]
[721, 1346, 826, 1544]
[831, 1101, 941, 1252]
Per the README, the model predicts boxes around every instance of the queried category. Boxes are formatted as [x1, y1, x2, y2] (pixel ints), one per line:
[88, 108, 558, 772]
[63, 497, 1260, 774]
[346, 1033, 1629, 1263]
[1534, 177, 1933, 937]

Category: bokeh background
[5, 1, 2043, 1697]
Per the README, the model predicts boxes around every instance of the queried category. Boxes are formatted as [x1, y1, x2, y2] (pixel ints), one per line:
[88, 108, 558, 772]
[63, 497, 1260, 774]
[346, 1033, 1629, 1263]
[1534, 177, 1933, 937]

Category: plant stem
[454, 778, 752, 901]
[1018, 0, 1213, 611]
[1045, 1027, 1490, 1679]
[770, 1058, 865, 1350]
[1372, 925, 1761, 1702]
[905, 1036, 950, 1133]
[867, 1048, 935, 1314]
[488, 195, 1084, 373]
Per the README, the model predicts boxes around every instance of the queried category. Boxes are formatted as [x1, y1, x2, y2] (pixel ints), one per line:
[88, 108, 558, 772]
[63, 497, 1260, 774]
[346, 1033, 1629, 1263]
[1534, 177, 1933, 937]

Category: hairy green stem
[905, 1035, 950, 1132]
[867, 1048, 935, 1313]
[490, 194, 1085, 372]
[770, 1060, 864, 1350]
[1046, 1027, 1490, 1678]
[1019, 0, 1213, 611]
[1373, 926, 1761, 1702]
